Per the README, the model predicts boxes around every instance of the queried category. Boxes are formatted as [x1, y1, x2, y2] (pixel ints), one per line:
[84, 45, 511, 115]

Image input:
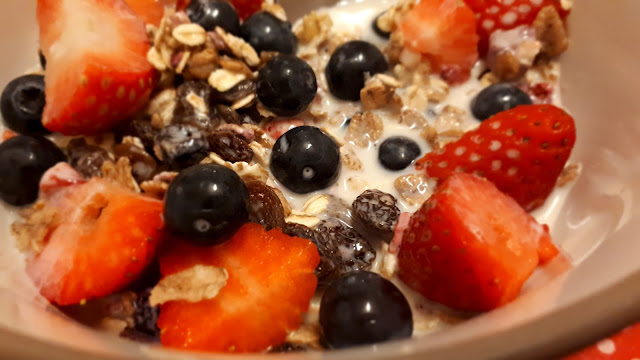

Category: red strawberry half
[416, 104, 576, 211]
[125, 0, 181, 26]
[464, 0, 571, 56]
[399, 0, 479, 83]
[398, 173, 558, 312]
[38, 0, 155, 135]
[157, 223, 319, 353]
[26, 178, 164, 306]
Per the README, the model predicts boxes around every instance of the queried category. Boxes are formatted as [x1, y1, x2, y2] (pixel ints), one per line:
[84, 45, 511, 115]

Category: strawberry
[26, 178, 164, 306]
[37, 0, 155, 135]
[229, 0, 264, 20]
[399, 0, 479, 84]
[464, 0, 571, 56]
[124, 0, 180, 26]
[157, 222, 319, 353]
[416, 104, 575, 211]
[398, 173, 558, 312]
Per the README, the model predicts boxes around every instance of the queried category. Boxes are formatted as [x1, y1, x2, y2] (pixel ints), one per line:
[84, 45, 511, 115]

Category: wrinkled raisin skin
[246, 181, 285, 230]
[155, 124, 209, 170]
[66, 138, 111, 178]
[120, 288, 160, 342]
[352, 189, 400, 233]
[208, 130, 254, 163]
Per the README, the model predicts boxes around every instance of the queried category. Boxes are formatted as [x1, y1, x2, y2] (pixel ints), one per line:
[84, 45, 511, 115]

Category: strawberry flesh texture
[464, 0, 570, 56]
[157, 223, 319, 353]
[230, 0, 263, 20]
[399, 0, 479, 83]
[398, 173, 558, 312]
[38, 0, 155, 135]
[416, 104, 576, 211]
[26, 178, 164, 306]
[124, 0, 181, 26]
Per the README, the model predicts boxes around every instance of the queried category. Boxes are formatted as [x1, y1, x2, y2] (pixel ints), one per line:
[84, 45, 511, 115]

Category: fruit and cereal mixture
[0, 0, 577, 354]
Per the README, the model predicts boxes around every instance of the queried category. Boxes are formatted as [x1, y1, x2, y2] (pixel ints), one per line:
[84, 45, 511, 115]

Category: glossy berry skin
[270, 126, 340, 194]
[326, 40, 388, 101]
[471, 83, 533, 121]
[164, 164, 249, 245]
[319, 271, 413, 349]
[372, 13, 390, 39]
[257, 55, 317, 116]
[1, 74, 49, 135]
[378, 136, 421, 170]
[240, 12, 297, 54]
[0, 135, 66, 206]
[186, 0, 240, 35]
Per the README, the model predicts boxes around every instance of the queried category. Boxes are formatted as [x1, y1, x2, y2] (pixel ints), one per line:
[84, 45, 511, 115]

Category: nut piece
[534, 6, 569, 57]
[295, 11, 332, 44]
[394, 173, 433, 206]
[491, 51, 521, 81]
[101, 157, 140, 192]
[400, 85, 429, 112]
[345, 112, 383, 147]
[360, 74, 402, 110]
[208, 68, 247, 92]
[149, 265, 228, 306]
[146, 88, 177, 129]
[215, 27, 260, 67]
[172, 23, 207, 47]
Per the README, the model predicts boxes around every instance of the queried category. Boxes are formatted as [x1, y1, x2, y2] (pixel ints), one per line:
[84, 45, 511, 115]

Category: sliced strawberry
[124, 0, 180, 26]
[399, 0, 479, 83]
[464, 0, 571, 56]
[416, 104, 576, 211]
[229, 0, 264, 20]
[157, 223, 319, 352]
[26, 178, 164, 306]
[38, 0, 155, 135]
[1, 129, 17, 141]
[398, 173, 558, 312]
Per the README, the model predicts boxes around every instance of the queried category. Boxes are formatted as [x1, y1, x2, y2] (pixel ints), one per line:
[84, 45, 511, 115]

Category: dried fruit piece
[66, 138, 111, 178]
[154, 124, 209, 169]
[352, 189, 400, 237]
[121, 288, 160, 342]
[246, 180, 285, 230]
[315, 218, 376, 277]
[173, 80, 216, 133]
[208, 130, 254, 163]
[282, 222, 339, 287]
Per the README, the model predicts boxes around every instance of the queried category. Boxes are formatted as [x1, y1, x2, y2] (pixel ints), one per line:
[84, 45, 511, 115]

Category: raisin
[211, 104, 242, 125]
[113, 143, 157, 182]
[246, 181, 285, 230]
[282, 222, 340, 287]
[155, 124, 209, 170]
[66, 138, 111, 178]
[352, 189, 400, 235]
[211, 79, 256, 104]
[120, 288, 160, 342]
[268, 342, 309, 353]
[115, 119, 158, 153]
[208, 130, 253, 163]
[315, 218, 376, 274]
[173, 80, 218, 133]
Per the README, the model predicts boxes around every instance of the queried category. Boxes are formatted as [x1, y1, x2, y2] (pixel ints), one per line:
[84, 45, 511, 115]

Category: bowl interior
[1, 0, 640, 359]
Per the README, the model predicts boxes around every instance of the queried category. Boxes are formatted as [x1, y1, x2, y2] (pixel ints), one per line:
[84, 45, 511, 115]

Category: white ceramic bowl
[1, 1, 640, 359]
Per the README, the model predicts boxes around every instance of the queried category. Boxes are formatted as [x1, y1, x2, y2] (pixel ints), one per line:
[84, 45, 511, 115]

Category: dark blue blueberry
[326, 40, 388, 101]
[372, 12, 390, 39]
[164, 164, 249, 245]
[378, 136, 421, 171]
[257, 55, 317, 116]
[240, 11, 297, 54]
[1, 74, 49, 135]
[0, 135, 66, 206]
[319, 271, 413, 349]
[186, 0, 240, 34]
[471, 83, 533, 120]
[270, 126, 340, 194]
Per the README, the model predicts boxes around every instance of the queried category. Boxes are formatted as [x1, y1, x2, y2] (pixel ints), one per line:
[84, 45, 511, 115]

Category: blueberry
[372, 12, 390, 39]
[186, 0, 240, 34]
[326, 40, 388, 101]
[240, 12, 297, 54]
[378, 136, 421, 171]
[257, 55, 317, 116]
[0, 135, 65, 206]
[319, 271, 413, 349]
[164, 164, 249, 245]
[270, 126, 340, 194]
[471, 83, 533, 121]
[1, 74, 49, 135]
